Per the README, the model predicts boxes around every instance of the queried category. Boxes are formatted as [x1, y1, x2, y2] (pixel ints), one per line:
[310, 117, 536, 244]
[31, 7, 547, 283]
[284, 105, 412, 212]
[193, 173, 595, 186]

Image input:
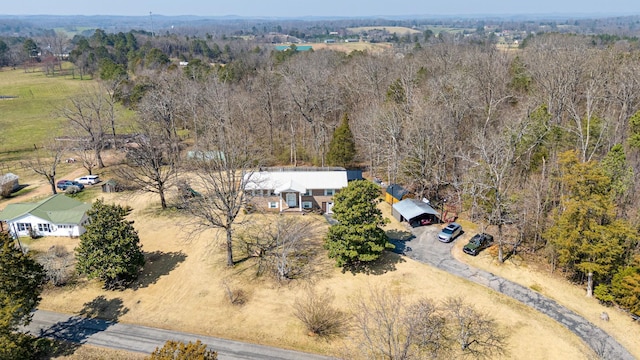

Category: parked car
[56, 180, 84, 191]
[438, 222, 462, 243]
[74, 175, 101, 185]
[463, 233, 494, 256]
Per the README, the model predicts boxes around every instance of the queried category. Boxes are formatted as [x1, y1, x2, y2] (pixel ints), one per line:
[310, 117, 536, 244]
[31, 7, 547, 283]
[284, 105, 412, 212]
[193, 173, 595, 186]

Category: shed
[392, 198, 440, 227]
[101, 179, 119, 193]
[0, 173, 20, 194]
[385, 184, 408, 204]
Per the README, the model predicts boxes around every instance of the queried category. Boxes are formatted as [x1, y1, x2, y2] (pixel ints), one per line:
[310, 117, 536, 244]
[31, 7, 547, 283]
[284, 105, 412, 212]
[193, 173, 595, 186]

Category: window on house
[17, 223, 31, 231]
[324, 189, 335, 196]
[268, 202, 279, 209]
[38, 223, 51, 232]
[269, 189, 276, 196]
[304, 189, 312, 196]
[302, 201, 313, 209]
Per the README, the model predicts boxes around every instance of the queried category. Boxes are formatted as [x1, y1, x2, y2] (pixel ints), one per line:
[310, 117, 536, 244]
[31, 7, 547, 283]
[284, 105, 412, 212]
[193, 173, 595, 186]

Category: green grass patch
[65, 186, 102, 203]
[0, 66, 89, 153]
[0, 64, 136, 163]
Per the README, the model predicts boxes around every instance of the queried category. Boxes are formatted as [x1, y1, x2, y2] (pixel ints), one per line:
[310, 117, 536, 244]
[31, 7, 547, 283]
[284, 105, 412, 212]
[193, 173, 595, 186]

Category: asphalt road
[390, 225, 635, 360]
[24, 310, 335, 360]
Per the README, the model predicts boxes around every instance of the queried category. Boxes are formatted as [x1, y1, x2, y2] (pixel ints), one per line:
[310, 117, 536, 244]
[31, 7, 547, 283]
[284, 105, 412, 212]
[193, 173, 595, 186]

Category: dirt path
[392, 226, 635, 360]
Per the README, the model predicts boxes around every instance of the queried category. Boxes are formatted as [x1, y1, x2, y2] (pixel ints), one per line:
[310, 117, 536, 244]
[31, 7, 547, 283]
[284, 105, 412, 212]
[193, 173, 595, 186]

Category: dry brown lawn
[347, 26, 421, 35]
[301, 41, 392, 53]
[51, 345, 146, 360]
[3, 176, 627, 359]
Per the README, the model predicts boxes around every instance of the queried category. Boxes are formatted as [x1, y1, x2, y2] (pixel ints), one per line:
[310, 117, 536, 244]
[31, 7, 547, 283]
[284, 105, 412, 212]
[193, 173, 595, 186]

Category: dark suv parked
[463, 233, 494, 256]
[56, 180, 84, 191]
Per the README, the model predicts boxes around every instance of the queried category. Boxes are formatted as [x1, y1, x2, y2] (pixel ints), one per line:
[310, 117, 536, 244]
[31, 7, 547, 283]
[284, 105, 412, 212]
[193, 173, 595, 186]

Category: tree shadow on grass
[131, 251, 187, 290]
[343, 251, 406, 276]
[39, 296, 129, 356]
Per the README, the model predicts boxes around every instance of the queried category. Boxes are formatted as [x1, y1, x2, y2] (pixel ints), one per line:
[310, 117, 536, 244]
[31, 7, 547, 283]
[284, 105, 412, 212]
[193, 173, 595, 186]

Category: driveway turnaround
[25, 310, 335, 360]
[392, 226, 635, 360]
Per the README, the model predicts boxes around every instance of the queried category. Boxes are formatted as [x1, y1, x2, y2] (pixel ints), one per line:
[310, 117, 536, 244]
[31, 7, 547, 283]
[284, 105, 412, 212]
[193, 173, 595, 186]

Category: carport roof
[393, 198, 439, 221]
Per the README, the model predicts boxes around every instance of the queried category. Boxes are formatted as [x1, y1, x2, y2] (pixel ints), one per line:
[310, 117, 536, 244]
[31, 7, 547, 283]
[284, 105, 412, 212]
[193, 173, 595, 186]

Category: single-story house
[392, 198, 440, 227]
[385, 184, 409, 205]
[244, 168, 348, 214]
[0, 194, 91, 238]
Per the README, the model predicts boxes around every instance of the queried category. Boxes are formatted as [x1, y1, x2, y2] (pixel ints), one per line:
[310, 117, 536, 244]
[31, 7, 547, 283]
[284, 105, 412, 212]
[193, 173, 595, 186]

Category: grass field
[301, 41, 392, 53]
[0, 66, 89, 153]
[0, 65, 136, 168]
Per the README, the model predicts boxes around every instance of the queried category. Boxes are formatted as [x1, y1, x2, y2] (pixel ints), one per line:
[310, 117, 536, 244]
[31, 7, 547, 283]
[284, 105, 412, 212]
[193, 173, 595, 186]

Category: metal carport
[392, 198, 440, 227]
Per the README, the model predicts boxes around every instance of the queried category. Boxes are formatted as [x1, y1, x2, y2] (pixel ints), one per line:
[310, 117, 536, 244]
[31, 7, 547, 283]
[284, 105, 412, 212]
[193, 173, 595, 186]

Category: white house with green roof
[0, 194, 91, 238]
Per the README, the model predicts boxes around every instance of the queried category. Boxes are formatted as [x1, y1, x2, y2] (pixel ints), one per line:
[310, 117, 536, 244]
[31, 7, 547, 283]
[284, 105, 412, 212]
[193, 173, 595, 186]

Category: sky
[3, 0, 640, 17]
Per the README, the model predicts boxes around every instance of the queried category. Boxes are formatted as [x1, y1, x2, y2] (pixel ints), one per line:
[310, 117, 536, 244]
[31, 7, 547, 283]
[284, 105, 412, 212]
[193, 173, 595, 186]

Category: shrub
[293, 288, 348, 338]
[65, 185, 81, 195]
[37, 245, 74, 286]
[221, 279, 246, 306]
[148, 340, 217, 360]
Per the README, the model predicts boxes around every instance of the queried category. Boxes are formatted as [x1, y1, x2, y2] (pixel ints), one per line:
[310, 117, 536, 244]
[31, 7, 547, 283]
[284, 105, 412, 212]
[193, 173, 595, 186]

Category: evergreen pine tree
[327, 114, 356, 168]
[325, 180, 392, 267]
[0, 232, 44, 358]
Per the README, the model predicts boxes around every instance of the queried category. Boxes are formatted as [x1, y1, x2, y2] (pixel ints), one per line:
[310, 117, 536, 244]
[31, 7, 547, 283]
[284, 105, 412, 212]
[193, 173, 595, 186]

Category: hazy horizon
[3, 0, 640, 18]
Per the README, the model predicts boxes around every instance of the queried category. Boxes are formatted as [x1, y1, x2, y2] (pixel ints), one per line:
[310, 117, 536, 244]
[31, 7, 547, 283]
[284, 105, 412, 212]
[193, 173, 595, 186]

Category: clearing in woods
[10, 180, 597, 359]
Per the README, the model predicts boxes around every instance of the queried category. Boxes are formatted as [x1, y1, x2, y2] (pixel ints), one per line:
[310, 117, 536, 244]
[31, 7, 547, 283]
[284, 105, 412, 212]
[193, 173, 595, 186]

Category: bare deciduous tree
[115, 123, 178, 209]
[350, 288, 448, 360]
[181, 122, 260, 266]
[74, 142, 98, 175]
[37, 245, 74, 286]
[443, 297, 507, 359]
[237, 216, 321, 281]
[58, 85, 113, 169]
[22, 141, 65, 195]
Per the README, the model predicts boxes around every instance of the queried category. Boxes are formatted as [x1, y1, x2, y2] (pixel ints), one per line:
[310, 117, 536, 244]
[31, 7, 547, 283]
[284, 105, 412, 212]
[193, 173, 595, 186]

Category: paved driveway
[24, 310, 335, 360]
[390, 225, 634, 360]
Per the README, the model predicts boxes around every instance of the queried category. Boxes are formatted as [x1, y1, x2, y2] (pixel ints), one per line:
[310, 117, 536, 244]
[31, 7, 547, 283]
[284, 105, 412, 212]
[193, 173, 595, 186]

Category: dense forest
[2, 21, 640, 319]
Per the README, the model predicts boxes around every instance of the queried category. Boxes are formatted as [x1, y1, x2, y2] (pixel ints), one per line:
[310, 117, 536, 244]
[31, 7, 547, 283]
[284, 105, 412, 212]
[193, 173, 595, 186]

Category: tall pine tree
[325, 180, 392, 267]
[327, 114, 356, 168]
[545, 151, 631, 297]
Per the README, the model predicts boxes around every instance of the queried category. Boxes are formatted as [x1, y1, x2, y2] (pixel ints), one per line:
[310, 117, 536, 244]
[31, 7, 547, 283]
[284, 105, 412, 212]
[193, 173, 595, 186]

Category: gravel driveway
[389, 225, 634, 360]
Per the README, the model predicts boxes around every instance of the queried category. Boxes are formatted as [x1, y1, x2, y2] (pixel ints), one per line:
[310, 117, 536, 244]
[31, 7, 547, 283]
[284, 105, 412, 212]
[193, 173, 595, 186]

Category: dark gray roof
[386, 184, 409, 200]
[393, 198, 439, 221]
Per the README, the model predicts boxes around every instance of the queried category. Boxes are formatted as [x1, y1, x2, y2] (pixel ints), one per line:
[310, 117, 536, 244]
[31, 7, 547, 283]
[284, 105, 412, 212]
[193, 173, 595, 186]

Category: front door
[286, 193, 297, 207]
[326, 201, 334, 214]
